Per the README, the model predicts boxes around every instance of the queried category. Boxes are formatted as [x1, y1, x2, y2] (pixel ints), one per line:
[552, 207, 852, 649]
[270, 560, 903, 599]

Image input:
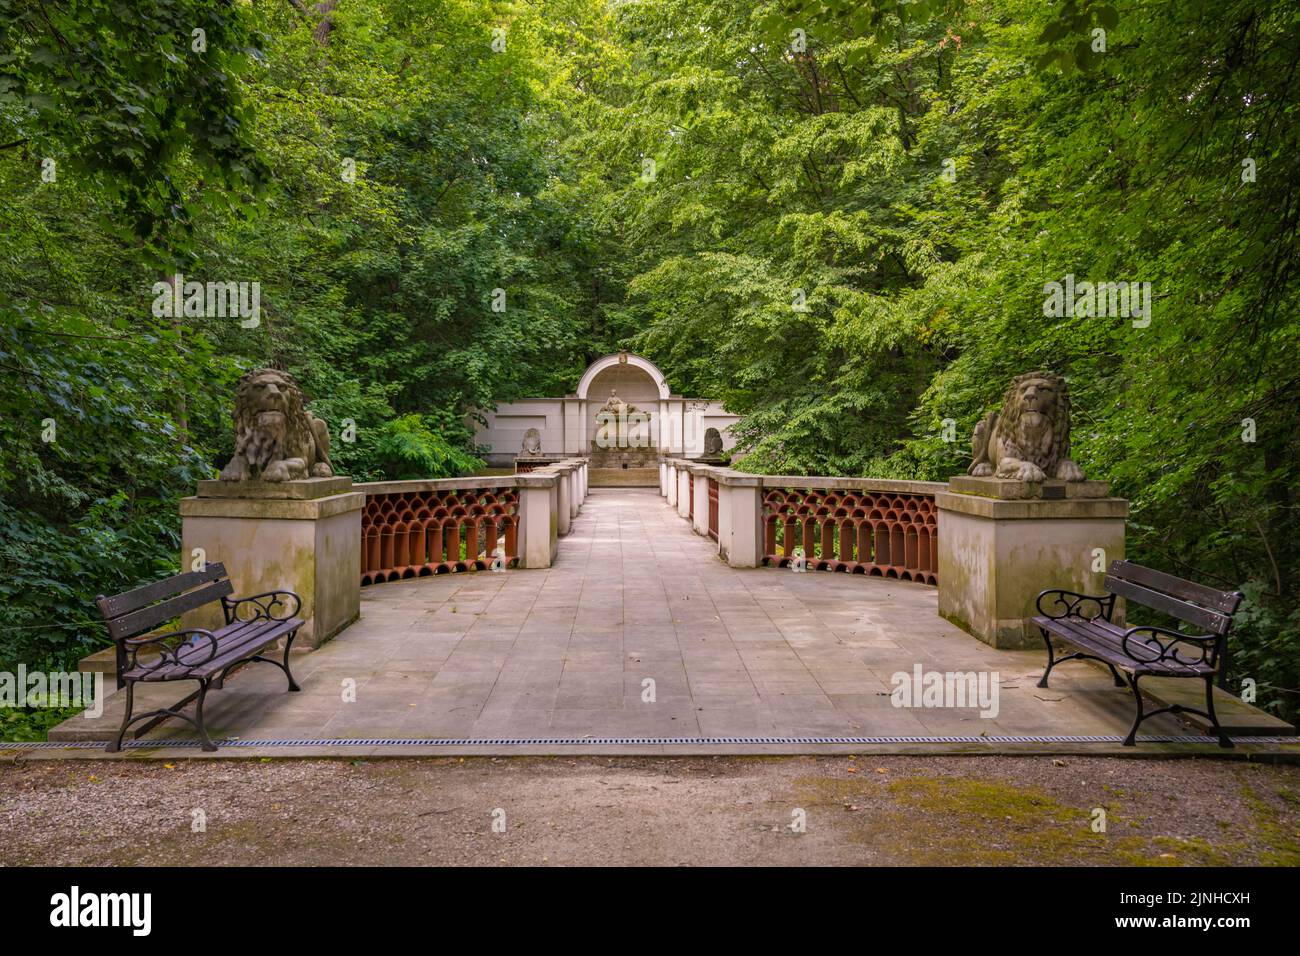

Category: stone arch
[579, 354, 665, 451]
[576, 353, 670, 401]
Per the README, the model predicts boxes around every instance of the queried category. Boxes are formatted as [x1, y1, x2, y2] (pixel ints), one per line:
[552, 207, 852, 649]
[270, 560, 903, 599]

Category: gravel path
[2, 756, 1297, 866]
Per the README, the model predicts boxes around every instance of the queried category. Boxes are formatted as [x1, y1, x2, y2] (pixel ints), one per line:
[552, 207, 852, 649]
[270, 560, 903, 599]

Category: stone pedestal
[717, 472, 763, 567]
[691, 472, 709, 537]
[937, 480, 1128, 649]
[556, 465, 573, 535]
[518, 481, 558, 568]
[180, 478, 363, 649]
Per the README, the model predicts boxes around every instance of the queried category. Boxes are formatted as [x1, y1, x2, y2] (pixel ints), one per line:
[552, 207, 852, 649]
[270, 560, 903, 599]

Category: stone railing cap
[759, 475, 948, 494]
[356, 475, 552, 494]
[354, 458, 588, 496]
[181, 490, 364, 519]
[659, 459, 943, 493]
[714, 470, 763, 486]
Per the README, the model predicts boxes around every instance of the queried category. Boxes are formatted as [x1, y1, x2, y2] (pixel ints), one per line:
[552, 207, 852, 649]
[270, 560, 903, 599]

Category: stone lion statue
[968, 371, 1085, 483]
[219, 368, 334, 482]
[520, 427, 542, 456]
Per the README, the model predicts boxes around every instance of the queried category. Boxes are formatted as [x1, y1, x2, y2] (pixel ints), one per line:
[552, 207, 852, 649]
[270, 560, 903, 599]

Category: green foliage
[0, 702, 82, 742]
[0, 0, 266, 258]
[366, 414, 484, 482]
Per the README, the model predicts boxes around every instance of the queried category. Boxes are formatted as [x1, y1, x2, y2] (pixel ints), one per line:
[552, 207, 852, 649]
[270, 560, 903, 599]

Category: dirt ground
[1, 755, 1297, 866]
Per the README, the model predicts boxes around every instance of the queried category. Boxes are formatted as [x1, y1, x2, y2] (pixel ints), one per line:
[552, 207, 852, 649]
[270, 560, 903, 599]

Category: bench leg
[1038, 627, 1126, 690]
[1122, 673, 1145, 746]
[1204, 675, 1233, 749]
[281, 628, 301, 692]
[1036, 627, 1055, 688]
[107, 680, 135, 753]
[193, 678, 218, 752]
[242, 630, 301, 692]
[106, 679, 219, 753]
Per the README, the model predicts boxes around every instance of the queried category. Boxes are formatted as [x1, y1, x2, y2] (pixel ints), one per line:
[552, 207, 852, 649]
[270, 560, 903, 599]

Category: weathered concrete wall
[936, 491, 1128, 648]
[180, 489, 363, 649]
[719, 476, 763, 568]
[471, 398, 567, 466]
[661, 461, 762, 567]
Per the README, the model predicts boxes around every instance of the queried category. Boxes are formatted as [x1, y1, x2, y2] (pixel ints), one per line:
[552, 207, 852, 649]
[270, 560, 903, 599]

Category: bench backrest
[1103, 560, 1243, 636]
[95, 563, 232, 641]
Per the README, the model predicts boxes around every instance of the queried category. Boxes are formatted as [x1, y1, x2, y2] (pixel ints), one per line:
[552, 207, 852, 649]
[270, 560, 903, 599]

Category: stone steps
[48, 682, 197, 742]
[1076, 659, 1296, 735]
[589, 467, 659, 487]
[1142, 677, 1296, 736]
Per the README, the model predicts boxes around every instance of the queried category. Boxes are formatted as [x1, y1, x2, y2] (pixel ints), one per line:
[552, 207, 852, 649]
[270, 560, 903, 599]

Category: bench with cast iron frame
[95, 562, 303, 753]
[1033, 560, 1243, 748]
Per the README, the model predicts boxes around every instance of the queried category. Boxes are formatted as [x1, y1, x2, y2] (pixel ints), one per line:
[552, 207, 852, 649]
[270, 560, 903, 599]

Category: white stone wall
[473, 398, 741, 465]
[472, 399, 566, 465]
[469, 355, 741, 465]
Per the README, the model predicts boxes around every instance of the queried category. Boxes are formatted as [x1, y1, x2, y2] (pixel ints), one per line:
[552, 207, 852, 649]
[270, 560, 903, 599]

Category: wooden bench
[1033, 560, 1243, 748]
[95, 562, 303, 752]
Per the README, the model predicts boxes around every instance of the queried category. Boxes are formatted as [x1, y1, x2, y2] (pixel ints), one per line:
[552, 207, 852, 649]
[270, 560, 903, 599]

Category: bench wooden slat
[104, 579, 234, 641]
[126, 618, 300, 682]
[188, 619, 300, 680]
[169, 618, 272, 667]
[1035, 616, 1212, 676]
[1108, 560, 1241, 614]
[96, 563, 229, 620]
[1103, 575, 1232, 635]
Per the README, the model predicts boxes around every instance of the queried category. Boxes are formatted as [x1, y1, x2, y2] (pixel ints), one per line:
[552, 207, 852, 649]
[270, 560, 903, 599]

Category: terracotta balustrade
[356, 459, 589, 585]
[760, 486, 938, 585]
[359, 486, 519, 586]
[657, 457, 942, 586]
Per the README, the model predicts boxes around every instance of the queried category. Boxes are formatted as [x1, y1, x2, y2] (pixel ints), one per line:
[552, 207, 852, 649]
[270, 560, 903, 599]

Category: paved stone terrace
[52, 486, 1250, 757]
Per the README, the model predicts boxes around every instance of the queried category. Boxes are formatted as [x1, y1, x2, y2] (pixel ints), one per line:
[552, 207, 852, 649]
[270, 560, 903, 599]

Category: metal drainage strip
[5, 735, 1297, 749]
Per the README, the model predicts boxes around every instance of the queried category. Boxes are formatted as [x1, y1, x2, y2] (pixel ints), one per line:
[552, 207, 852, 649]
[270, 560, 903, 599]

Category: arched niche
[576, 353, 670, 401]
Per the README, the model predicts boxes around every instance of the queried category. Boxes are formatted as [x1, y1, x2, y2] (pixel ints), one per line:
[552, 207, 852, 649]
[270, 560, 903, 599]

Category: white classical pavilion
[472, 352, 739, 467]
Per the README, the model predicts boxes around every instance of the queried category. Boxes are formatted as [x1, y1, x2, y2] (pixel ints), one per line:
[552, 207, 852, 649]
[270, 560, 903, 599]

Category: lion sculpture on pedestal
[968, 371, 1085, 483]
[219, 368, 334, 482]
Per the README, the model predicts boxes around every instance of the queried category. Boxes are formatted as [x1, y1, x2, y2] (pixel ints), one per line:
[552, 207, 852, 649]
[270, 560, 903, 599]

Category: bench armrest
[1120, 625, 1222, 669]
[1035, 588, 1116, 622]
[222, 590, 302, 624]
[122, 628, 220, 673]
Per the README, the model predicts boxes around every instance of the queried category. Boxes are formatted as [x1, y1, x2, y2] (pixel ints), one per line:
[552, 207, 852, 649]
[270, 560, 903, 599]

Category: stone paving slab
[34, 488, 1297, 758]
